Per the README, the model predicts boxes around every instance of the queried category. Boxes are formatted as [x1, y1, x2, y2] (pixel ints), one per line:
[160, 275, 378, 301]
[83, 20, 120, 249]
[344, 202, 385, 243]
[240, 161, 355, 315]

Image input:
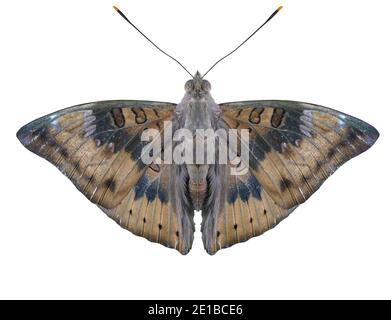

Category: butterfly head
[184, 71, 211, 98]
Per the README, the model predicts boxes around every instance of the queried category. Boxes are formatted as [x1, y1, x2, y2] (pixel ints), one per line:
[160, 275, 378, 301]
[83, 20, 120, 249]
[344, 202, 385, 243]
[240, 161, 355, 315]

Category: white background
[0, 0, 390, 299]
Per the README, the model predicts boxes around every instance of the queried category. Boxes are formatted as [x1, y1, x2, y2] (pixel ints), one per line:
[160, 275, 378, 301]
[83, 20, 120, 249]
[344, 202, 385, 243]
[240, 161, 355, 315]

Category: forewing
[220, 100, 379, 209]
[17, 100, 174, 209]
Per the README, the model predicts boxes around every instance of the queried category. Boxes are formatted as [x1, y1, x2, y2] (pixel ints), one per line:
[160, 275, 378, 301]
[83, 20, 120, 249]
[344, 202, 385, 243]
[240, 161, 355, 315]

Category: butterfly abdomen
[189, 180, 207, 210]
[187, 164, 209, 210]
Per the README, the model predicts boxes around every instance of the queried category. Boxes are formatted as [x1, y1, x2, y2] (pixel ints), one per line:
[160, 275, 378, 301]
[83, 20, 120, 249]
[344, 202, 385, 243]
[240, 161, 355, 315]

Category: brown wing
[202, 164, 295, 254]
[17, 100, 173, 208]
[202, 100, 378, 254]
[101, 164, 195, 254]
[17, 100, 194, 254]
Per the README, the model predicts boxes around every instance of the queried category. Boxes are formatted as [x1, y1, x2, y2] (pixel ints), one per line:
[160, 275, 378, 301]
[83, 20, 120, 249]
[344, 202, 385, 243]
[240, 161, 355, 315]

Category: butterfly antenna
[112, 6, 194, 78]
[202, 6, 283, 78]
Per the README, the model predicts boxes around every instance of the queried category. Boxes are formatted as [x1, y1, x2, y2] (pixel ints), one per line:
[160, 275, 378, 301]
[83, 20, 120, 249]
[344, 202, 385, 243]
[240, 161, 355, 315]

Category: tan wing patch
[102, 164, 194, 254]
[203, 165, 293, 255]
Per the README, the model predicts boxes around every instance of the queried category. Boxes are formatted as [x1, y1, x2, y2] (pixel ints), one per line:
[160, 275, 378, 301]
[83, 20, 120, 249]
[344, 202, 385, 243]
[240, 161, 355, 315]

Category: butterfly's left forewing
[17, 100, 194, 254]
[202, 100, 378, 254]
[17, 100, 173, 208]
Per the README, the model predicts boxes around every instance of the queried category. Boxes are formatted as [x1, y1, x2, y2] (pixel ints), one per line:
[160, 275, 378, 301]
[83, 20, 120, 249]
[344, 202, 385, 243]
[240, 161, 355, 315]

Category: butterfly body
[17, 73, 379, 255]
[176, 71, 219, 210]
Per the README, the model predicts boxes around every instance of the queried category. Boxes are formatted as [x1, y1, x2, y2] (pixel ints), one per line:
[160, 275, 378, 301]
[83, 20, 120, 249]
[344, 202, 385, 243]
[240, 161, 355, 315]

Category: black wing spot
[105, 178, 116, 192]
[59, 147, 69, 158]
[327, 148, 337, 158]
[216, 231, 220, 237]
[175, 231, 179, 237]
[158, 224, 162, 230]
[249, 217, 253, 223]
[129, 209, 132, 215]
[263, 209, 267, 215]
[143, 217, 147, 223]
[234, 224, 238, 230]
[279, 178, 292, 192]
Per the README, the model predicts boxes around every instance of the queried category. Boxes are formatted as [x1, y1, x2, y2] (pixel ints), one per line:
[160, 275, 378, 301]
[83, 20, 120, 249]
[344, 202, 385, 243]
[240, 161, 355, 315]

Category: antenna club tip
[277, 6, 283, 11]
[112, 5, 119, 11]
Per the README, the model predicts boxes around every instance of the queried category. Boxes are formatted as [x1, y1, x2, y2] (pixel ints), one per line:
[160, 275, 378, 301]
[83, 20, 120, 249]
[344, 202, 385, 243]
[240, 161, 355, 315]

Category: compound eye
[202, 80, 211, 92]
[185, 80, 194, 92]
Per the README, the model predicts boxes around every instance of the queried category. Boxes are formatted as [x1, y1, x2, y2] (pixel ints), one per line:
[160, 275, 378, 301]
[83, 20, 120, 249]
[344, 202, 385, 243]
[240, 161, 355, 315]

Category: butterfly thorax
[175, 73, 220, 210]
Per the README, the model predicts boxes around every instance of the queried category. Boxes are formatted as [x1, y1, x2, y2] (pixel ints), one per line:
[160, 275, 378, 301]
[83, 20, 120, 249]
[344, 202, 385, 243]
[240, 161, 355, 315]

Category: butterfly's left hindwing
[101, 164, 195, 254]
[17, 100, 195, 254]
[202, 164, 295, 255]
[201, 100, 378, 254]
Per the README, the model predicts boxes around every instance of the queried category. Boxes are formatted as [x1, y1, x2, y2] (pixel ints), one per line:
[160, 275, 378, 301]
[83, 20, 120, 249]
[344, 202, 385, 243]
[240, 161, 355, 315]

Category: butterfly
[16, 6, 379, 255]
